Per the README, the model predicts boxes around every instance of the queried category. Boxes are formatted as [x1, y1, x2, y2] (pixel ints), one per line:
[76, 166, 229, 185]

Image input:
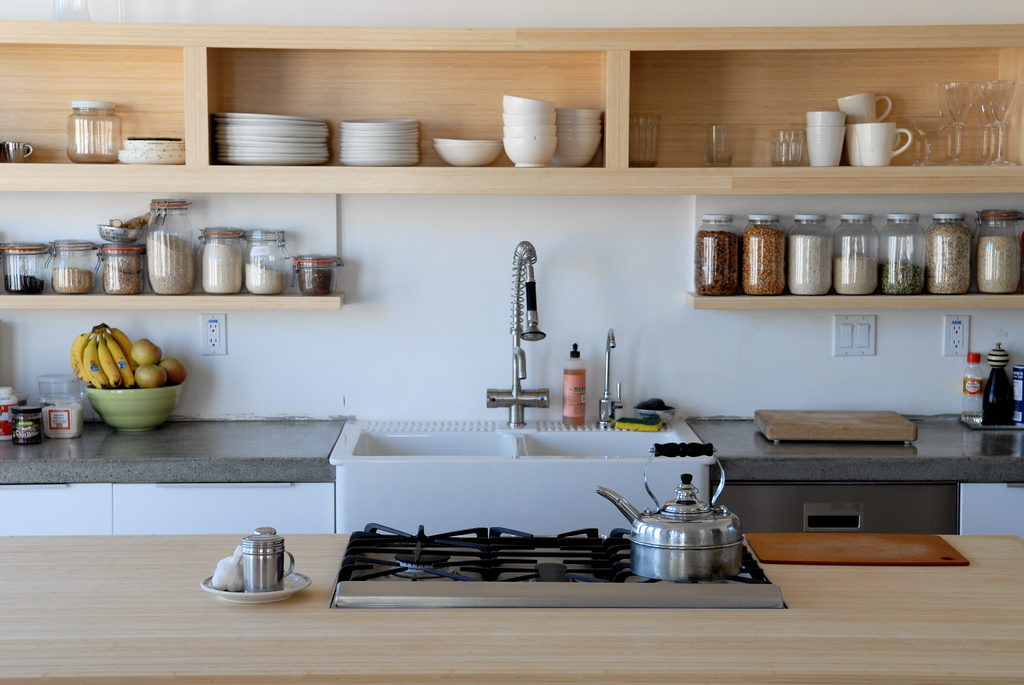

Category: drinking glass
[979, 80, 1018, 166]
[904, 115, 948, 166]
[51, 0, 91, 21]
[936, 82, 975, 165]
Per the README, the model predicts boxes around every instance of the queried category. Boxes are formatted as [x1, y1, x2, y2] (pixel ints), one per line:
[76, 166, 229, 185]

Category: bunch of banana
[70, 323, 137, 389]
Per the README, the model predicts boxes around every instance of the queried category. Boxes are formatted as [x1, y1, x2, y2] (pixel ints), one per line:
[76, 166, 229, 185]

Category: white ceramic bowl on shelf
[503, 136, 557, 167]
[551, 152, 597, 167]
[502, 125, 557, 138]
[502, 112, 557, 126]
[432, 139, 503, 166]
[502, 95, 556, 115]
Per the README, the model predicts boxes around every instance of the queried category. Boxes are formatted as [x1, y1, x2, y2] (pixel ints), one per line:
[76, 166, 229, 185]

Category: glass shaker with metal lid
[787, 214, 832, 295]
[200, 228, 245, 294]
[2, 243, 50, 294]
[925, 213, 971, 294]
[694, 214, 740, 296]
[48, 240, 98, 294]
[833, 213, 878, 295]
[878, 213, 924, 295]
[146, 199, 195, 295]
[975, 209, 1021, 294]
[244, 229, 290, 295]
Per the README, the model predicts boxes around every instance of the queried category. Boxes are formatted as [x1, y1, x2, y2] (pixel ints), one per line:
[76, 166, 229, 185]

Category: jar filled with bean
[292, 255, 342, 296]
[742, 215, 785, 296]
[833, 214, 878, 295]
[99, 244, 146, 295]
[787, 214, 831, 295]
[695, 214, 740, 295]
[925, 213, 971, 294]
[2, 243, 49, 294]
[48, 240, 98, 294]
[878, 214, 924, 295]
[975, 209, 1021, 294]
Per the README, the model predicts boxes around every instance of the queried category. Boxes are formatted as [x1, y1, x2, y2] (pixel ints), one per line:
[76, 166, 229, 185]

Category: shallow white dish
[433, 138, 503, 166]
[215, 112, 326, 125]
[200, 572, 311, 603]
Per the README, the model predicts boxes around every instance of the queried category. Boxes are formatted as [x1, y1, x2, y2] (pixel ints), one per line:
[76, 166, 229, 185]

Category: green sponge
[613, 417, 663, 431]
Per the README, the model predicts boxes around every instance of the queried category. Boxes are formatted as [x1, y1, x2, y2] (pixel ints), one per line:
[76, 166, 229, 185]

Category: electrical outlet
[943, 314, 969, 357]
[201, 313, 227, 355]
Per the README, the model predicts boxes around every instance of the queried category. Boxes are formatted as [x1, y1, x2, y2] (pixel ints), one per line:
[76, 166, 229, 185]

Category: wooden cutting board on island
[754, 410, 918, 442]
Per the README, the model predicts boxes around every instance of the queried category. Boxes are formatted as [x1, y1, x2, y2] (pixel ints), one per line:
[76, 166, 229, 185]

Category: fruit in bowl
[84, 384, 182, 432]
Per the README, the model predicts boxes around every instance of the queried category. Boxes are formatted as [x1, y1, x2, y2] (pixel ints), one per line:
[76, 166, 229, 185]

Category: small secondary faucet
[598, 328, 622, 428]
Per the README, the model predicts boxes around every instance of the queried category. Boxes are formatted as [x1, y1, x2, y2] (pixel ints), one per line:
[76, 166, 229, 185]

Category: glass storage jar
[146, 199, 195, 295]
[925, 213, 972, 294]
[66, 101, 121, 164]
[694, 215, 740, 296]
[99, 244, 146, 295]
[742, 214, 785, 295]
[48, 240, 98, 294]
[2, 243, 49, 294]
[975, 209, 1021, 294]
[244, 229, 291, 295]
[200, 228, 245, 294]
[787, 214, 832, 295]
[292, 255, 342, 296]
[833, 214, 878, 295]
[878, 213, 925, 295]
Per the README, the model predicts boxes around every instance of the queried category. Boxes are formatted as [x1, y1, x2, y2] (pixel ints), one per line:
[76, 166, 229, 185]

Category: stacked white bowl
[552, 108, 603, 167]
[503, 95, 557, 167]
[339, 119, 420, 166]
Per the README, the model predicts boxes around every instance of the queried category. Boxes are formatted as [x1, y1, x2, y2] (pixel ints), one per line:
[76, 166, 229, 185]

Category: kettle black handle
[651, 442, 715, 458]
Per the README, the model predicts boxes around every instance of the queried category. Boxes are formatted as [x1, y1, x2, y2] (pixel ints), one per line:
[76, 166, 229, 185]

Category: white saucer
[200, 572, 311, 603]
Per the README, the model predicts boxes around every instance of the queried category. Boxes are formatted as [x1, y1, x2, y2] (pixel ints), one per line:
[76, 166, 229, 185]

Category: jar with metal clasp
[292, 254, 342, 296]
[244, 229, 290, 295]
[2, 243, 50, 294]
[99, 244, 146, 295]
[48, 240, 99, 294]
[200, 228, 245, 294]
[146, 199, 195, 294]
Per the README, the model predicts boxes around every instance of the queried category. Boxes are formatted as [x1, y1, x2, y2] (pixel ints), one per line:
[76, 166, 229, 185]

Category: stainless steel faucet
[486, 241, 549, 428]
[598, 328, 622, 428]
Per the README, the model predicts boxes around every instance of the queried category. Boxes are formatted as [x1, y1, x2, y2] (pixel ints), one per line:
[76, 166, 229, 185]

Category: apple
[131, 338, 163, 367]
[158, 358, 187, 386]
[134, 364, 168, 389]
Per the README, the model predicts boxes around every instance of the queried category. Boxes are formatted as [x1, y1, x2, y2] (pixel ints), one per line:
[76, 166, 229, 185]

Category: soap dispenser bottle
[562, 344, 586, 426]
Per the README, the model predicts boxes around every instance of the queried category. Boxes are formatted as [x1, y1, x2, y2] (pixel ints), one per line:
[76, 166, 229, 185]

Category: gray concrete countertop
[0, 420, 342, 484]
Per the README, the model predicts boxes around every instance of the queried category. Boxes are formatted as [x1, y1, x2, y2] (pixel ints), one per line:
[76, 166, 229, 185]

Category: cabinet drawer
[959, 483, 1024, 537]
[0, 483, 112, 535]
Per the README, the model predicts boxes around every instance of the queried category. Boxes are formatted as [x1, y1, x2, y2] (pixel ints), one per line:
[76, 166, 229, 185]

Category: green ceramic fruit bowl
[85, 384, 182, 432]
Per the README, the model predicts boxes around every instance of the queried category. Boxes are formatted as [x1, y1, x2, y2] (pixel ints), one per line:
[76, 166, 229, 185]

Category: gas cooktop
[331, 524, 785, 609]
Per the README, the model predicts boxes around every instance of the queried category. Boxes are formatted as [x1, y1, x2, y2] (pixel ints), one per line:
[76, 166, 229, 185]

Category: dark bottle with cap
[983, 343, 1014, 426]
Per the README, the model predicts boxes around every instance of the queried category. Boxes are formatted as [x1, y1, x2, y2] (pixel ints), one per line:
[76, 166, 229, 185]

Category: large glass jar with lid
[787, 214, 831, 295]
[694, 215, 740, 295]
[925, 213, 971, 294]
[245, 229, 291, 295]
[833, 214, 878, 295]
[200, 228, 245, 294]
[878, 214, 925, 295]
[975, 209, 1021, 294]
[48, 240, 98, 294]
[66, 101, 122, 164]
[1, 243, 49, 294]
[742, 214, 785, 296]
[146, 199, 195, 295]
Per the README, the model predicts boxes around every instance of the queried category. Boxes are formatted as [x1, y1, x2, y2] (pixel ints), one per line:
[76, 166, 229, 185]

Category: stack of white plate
[118, 138, 185, 165]
[502, 95, 557, 167]
[339, 119, 419, 166]
[214, 112, 329, 166]
[552, 108, 603, 167]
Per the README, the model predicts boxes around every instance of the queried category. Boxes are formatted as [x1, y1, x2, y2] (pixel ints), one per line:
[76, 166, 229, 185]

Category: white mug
[837, 92, 893, 124]
[806, 125, 846, 166]
[853, 122, 913, 167]
[806, 111, 846, 127]
[845, 124, 862, 166]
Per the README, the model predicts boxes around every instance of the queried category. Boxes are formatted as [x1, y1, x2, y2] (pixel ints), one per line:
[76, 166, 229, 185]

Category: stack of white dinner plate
[339, 119, 419, 166]
[118, 138, 185, 165]
[214, 112, 329, 166]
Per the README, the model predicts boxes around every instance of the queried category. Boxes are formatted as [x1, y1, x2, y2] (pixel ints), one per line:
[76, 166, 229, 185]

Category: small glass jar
[878, 213, 925, 295]
[2, 243, 50, 294]
[48, 240, 98, 294]
[12, 405, 43, 445]
[976, 209, 1021, 294]
[200, 228, 245, 294]
[925, 213, 972, 294]
[833, 214, 878, 295]
[66, 101, 121, 164]
[694, 215, 740, 296]
[292, 255, 342, 296]
[245, 229, 291, 295]
[787, 214, 832, 295]
[40, 394, 85, 439]
[742, 214, 785, 296]
[99, 244, 146, 295]
[147, 199, 195, 295]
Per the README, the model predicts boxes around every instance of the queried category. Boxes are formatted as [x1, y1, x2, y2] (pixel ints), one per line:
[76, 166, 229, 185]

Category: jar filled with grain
[833, 214, 878, 295]
[48, 240, 98, 294]
[787, 214, 832, 295]
[292, 254, 342, 296]
[742, 215, 785, 296]
[200, 228, 245, 294]
[146, 199, 195, 295]
[925, 213, 971, 294]
[975, 209, 1021, 294]
[1, 243, 49, 294]
[694, 215, 740, 296]
[878, 214, 924, 295]
[244, 229, 290, 295]
[99, 244, 146, 295]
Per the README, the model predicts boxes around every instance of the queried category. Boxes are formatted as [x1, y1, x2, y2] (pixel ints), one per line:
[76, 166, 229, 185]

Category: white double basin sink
[330, 419, 714, 535]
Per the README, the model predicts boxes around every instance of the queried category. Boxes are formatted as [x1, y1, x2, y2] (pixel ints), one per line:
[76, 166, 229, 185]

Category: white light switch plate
[833, 315, 876, 356]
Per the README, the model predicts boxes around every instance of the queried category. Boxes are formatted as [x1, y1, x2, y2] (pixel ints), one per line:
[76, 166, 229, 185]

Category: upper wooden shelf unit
[1, 20, 1023, 195]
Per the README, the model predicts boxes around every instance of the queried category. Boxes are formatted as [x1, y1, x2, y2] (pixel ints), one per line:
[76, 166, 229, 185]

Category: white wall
[3, 1, 1024, 421]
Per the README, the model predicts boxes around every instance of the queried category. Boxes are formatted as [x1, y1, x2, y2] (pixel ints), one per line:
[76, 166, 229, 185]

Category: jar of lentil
[292, 255, 342, 296]
[833, 214, 878, 295]
[146, 199, 195, 295]
[975, 209, 1021, 294]
[787, 214, 832, 295]
[925, 213, 971, 294]
[48, 240, 98, 294]
[742, 215, 785, 296]
[200, 228, 245, 294]
[2, 243, 49, 294]
[66, 101, 122, 164]
[245, 229, 291, 295]
[878, 214, 925, 295]
[694, 214, 740, 296]
[99, 244, 146, 295]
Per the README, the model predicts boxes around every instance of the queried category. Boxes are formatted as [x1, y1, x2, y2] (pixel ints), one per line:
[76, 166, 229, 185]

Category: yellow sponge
[613, 417, 663, 431]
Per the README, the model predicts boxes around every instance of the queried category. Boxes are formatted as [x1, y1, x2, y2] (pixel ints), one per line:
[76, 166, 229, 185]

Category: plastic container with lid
[787, 214, 832, 295]
[878, 213, 925, 295]
[48, 240, 98, 294]
[2, 243, 50, 294]
[244, 229, 290, 295]
[146, 199, 195, 295]
[975, 209, 1021, 294]
[925, 213, 972, 294]
[694, 214, 740, 296]
[833, 213, 878, 295]
[99, 244, 146, 295]
[66, 101, 122, 164]
[741, 214, 785, 296]
[200, 228, 245, 294]
[0, 386, 16, 441]
[292, 255, 342, 296]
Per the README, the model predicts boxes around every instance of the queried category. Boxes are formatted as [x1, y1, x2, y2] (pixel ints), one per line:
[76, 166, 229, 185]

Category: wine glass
[904, 115, 949, 165]
[979, 80, 1018, 166]
[937, 82, 976, 165]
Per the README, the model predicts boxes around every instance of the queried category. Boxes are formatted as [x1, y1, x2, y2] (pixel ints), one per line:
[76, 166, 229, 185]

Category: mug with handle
[837, 92, 893, 124]
[853, 122, 913, 166]
[1, 142, 33, 163]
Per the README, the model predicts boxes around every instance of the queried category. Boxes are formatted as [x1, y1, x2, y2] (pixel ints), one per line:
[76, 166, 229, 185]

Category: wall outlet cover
[833, 315, 876, 356]
[943, 314, 969, 357]
[201, 313, 227, 355]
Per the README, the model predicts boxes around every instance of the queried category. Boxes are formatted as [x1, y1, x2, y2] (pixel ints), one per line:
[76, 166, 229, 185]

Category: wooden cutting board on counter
[753, 409, 918, 442]
[746, 533, 969, 566]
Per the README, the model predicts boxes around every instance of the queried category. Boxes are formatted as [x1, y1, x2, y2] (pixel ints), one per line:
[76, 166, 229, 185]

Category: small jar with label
[292, 255, 342, 296]
[2, 243, 50, 294]
[40, 395, 85, 439]
[12, 405, 43, 444]
[742, 215, 785, 296]
[878, 213, 925, 295]
[694, 215, 740, 296]
[66, 101, 122, 164]
[975, 209, 1021, 294]
[925, 213, 971, 294]
[99, 244, 146, 295]
[245, 229, 291, 295]
[48, 240, 99, 294]
[147, 199, 195, 295]
[200, 228, 245, 294]
[787, 214, 832, 295]
[833, 214, 878, 295]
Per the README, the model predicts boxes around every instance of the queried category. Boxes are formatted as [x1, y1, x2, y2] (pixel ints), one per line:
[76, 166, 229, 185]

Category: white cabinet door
[959, 483, 1024, 536]
[0, 483, 112, 535]
[112, 482, 334, 534]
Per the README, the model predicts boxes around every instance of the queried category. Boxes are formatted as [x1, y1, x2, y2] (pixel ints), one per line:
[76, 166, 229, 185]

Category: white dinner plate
[218, 156, 329, 166]
[215, 112, 326, 125]
[200, 572, 311, 603]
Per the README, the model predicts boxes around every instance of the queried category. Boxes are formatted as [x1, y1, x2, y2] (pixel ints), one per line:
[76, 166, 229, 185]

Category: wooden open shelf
[685, 292, 1024, 310]
[0, 293, 344, 310]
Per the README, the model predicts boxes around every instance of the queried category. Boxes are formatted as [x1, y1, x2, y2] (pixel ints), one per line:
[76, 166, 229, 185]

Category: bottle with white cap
[0, 387, 17, 440]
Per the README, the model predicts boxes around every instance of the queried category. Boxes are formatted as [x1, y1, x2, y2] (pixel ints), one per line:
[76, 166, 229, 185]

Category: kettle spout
[596, 485, 643, 524]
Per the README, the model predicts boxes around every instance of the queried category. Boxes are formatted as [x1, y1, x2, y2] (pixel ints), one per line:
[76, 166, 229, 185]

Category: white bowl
[432, 139, 503, 167]
[556, 108, 603, 119]
[503, 95, 556, 115]
[503, 125, 557, 137]
[503, 136, 557, 167]
[555, 125, 603, 135]
[502, 112, 557, 126]
[551, 152, 598, 167]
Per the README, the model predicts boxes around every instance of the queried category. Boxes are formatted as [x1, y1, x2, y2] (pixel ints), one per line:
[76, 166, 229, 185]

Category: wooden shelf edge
[685, 292, 1024, 310]
[0, 293, 344, 311]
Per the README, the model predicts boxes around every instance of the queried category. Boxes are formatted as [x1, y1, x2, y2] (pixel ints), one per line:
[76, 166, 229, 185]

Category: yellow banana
[104, 331, 135, 388]
[70, 332, 92, 384]
[82, 334, 110, 389]
[108, 327, 137, 371]
[95, 332, 123, 388]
